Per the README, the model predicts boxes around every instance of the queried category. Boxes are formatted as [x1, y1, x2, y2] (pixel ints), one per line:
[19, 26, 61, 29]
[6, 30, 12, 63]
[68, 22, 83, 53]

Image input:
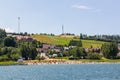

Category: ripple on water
[0, 64, 120, 80]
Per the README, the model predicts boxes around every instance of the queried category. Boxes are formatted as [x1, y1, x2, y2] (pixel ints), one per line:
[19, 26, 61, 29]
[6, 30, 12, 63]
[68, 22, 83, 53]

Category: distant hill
[32, 34, 106, 48]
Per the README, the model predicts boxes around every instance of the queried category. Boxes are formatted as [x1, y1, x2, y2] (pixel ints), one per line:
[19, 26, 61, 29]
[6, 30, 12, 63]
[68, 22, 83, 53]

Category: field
[32, 35, 71, 45]
[32, 35, 106, 48]
[82, 40, 105, 48]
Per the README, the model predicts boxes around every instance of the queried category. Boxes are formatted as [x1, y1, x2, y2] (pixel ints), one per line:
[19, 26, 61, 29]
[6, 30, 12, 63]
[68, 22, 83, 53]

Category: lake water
[0, 64, 120, 80]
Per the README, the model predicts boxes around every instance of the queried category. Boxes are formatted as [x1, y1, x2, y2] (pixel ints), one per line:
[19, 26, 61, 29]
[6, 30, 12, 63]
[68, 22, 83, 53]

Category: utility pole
[62, 25, 64, 35]
[18, 17, 20, 34]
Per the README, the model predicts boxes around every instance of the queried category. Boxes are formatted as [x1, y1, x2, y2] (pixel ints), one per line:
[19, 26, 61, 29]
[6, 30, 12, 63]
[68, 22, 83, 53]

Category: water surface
[0, 64, 120, 80]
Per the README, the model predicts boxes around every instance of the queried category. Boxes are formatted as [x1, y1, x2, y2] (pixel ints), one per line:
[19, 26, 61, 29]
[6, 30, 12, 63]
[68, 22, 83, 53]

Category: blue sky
[0, 0, 120, 35]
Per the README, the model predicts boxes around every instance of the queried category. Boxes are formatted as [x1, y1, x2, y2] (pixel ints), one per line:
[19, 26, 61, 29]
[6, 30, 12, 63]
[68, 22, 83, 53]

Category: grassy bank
[48, 57, 120, 63]
[76, 59, 120, 63]
[0, 61, 23, 66]
[1, 59, 120, 65]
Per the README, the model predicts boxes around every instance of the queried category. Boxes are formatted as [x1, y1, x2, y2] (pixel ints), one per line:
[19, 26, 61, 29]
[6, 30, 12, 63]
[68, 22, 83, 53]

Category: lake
[0, 64, 120, 80]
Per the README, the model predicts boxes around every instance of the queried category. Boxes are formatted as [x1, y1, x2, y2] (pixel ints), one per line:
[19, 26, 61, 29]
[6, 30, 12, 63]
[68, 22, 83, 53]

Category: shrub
[87, 53, 101, 60]
[101, 42, 118, 59]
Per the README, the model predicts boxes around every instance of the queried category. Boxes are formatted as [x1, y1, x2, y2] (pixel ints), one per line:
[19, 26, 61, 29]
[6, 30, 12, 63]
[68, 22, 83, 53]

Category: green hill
[32, 35, 106, 48]
[32, 35, 71, 45]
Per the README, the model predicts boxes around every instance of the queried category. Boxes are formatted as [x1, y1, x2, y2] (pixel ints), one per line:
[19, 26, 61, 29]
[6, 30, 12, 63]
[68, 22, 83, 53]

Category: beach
[22, 59, 120, 65]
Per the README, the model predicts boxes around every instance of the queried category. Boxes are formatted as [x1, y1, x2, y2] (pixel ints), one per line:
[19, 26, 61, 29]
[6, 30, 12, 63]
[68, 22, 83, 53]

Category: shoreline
[23, 60, 120, 65]
[1, 60, 120, 66]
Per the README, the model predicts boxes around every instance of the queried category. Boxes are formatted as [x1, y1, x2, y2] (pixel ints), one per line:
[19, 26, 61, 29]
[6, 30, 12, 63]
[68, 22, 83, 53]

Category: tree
[87, 53, 101, 60]
[101, 42, 118, 59]
[63, 51, 69, 57]
[68, 47, 86, 58]
[20, 43, 37, 60]
[4, 37, 16, 47]
[80, 33, 83, 39]
[0, 28, 6, 46]
[0, 55, 9, 61]
[32, 40, 42, 48]
[1, 47, 8, 55]
[109, 42, 118, 58]
[29, 45, 37, 60]
[0, 47, 21, 61]
[48, 50, 57, 55]
[0, 28, 6, 38]
[10, 53, 21, 61]
[69, 40, 82, 47]
[20, 44, 29, 60]
[68, 47, 77, 57]
[76, 47, 87, 59]
[77, 40, 82, 47]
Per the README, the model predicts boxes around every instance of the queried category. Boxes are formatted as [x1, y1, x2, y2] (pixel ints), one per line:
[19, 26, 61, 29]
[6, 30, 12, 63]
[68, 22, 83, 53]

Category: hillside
[32, 35, 106, 48]
[32, 35, 71, 45]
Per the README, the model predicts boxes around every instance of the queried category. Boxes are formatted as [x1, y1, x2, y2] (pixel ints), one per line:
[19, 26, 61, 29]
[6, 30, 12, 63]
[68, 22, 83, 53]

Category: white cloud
[5, 27, 14, 33]
[72, 4, 93, 10]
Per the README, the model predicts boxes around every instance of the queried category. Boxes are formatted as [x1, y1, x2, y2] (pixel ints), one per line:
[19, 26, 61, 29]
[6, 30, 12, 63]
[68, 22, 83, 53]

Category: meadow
[32, 35, 106, 48]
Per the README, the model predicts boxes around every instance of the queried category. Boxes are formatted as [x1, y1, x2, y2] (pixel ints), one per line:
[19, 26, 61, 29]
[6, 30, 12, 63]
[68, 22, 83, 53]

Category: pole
[18, 17, 20, 34]
[62, 25, 64, 34]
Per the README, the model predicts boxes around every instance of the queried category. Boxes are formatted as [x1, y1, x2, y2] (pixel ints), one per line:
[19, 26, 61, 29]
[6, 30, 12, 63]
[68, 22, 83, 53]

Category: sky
[0, 0, 120, 35]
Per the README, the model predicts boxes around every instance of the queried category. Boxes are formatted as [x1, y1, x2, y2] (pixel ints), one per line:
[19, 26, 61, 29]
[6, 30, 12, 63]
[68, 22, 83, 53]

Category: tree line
[80, 33, 120, 42]
[0, 28, 42, 61]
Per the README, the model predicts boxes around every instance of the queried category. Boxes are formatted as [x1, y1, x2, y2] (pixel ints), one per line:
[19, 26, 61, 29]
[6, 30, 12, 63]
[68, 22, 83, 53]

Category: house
[40, 43, 64, 58]
[16, 35, 34, 41]
[40, 44, 55, 53]
[49, 54, 58, 58]
[40, 53, 46, 58]
[53, 49, 61, 53]
[42, 44, 55, 49]
[64, 47, 69, 51]
[85, 48, 101, 53]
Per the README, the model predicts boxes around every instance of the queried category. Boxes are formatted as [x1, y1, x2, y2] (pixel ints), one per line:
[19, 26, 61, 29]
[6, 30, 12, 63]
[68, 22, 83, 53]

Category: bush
[87, 53, 101, 60]
[0, 47, 21, 61]
[101, 42, 118, 59]
[0, 55, 9, 61]
[69, 40, 82, 47]
[115, 56, 120, 59]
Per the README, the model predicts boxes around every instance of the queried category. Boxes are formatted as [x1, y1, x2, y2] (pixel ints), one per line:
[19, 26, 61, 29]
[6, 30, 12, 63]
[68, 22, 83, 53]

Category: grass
[1, 59, 120, 65]
[71, 57, 120, 62]
[32, 34, 71, 45]
[50, 57, 120, 62]
[0, 61, 23, 65]
[82, 40, 105, 48]
[32, 34, 106, 48]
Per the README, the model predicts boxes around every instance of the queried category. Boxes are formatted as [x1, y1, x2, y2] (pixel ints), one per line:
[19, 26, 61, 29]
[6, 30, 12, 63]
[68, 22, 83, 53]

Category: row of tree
[80, 33, 120, 42]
